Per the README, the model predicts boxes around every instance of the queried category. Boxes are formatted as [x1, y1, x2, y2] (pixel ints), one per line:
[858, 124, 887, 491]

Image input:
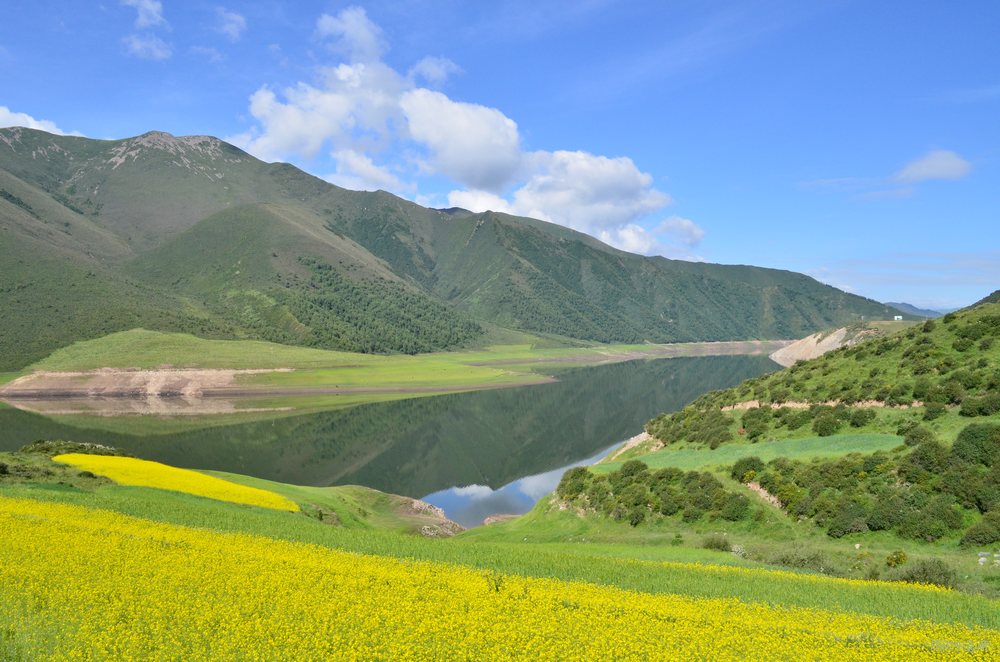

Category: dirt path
[746, 481, 783, 509]
[606, 432, 655, 461]
[722, 399, 922, 411]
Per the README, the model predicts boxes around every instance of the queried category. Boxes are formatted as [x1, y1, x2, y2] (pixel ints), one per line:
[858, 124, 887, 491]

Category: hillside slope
[0, 126, 909, 369]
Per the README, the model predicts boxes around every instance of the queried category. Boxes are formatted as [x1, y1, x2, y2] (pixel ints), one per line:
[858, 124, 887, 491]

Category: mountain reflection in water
[0, 355, 777, 500]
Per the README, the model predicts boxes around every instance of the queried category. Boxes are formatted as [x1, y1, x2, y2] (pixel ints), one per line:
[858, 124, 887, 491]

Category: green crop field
[598, 434, 903, 473]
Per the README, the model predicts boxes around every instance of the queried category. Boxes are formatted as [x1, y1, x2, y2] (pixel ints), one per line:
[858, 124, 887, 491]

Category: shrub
[0, 462, 7, 476]
[701, 534, 732, 552]
[885, 551, 907, 568]
[959, 394, 1000, 417]
[922, 402, 947, 421]
[812, 414, 841, 437]
[896, 559, 957, 589]
[903, 425, 936, 447]
[730, 456, 766, 483]
[719, 494, 750, 521]
[849, 408, 876, 428]
[742, 407, 771, 441]
[960, 511, 1000, 547]
[681, 507, 704, 523]
[951, 423, 1000, 467]
[556, 467, 591, 500]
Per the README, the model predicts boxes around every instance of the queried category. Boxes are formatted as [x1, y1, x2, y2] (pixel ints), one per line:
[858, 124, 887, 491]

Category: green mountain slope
[0, 126, 909, 369]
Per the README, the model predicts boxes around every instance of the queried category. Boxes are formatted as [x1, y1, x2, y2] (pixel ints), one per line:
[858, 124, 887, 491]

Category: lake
[0, 355, 777, 525]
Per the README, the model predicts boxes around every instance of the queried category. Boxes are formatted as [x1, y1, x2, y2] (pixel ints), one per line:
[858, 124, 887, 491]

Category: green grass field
[600, 433, 903, 473]
[15, 329, 782, 400]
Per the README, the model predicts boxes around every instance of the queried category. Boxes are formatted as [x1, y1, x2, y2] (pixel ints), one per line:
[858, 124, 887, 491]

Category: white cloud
[0, 106, 82, 136]
[233, 8, 677, 253]
[447, 189, 512, 214]
[895, 150, 971, 183]
[122, 0, 165, 28]
[217, 8, 246, 41]
[230, 60, 407, 162]
[401, 89, 522, 192]
[123, 33, 172, 60]
[510, 150, 669, 232]
[445, 151, 671, 252]
[409, 56, 461, 86]
[325, 149, 410, 193]
[316, 6, 385, 62]
[600, 224, 657, 254]
[656, 215, 704, 246]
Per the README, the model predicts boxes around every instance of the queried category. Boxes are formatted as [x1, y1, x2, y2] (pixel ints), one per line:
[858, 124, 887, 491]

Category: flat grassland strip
[16, 329, 788, 395]
[598, 434, 903, 473]
[3, 485, 997, 630]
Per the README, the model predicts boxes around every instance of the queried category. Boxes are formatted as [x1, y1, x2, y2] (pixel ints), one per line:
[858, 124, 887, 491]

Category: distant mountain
[885, 302, 943, 318]
[0, 127, 912, 370]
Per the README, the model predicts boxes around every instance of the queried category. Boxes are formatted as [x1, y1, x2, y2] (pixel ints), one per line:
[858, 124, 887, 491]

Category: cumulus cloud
[325, 149, 410, 193]
[895, 149, 971, 183]
[217, 8, 246, 41]
[447, 150, 670, 236]
[123, 33, 172, 60]
[599, 224, 657, 254]
[0, 106, 82, 136]
[657, 215, 705, 246]
[316, 6, 385, 62]
[233, 6, 677, 253]
[510, 150, 668, 231]
[409, 56, 461, 86]
[230, 60, 407, 162]
[122, 0, 166, 28]
[401, 89, 522, 192]
[446, 189, 512, 214]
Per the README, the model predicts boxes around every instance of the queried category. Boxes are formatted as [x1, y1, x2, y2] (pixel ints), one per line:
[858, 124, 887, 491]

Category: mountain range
[0, 127, 909, 371]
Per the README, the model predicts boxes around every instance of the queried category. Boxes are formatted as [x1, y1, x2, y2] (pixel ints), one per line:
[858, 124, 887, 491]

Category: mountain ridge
[0, 126, 911, 370]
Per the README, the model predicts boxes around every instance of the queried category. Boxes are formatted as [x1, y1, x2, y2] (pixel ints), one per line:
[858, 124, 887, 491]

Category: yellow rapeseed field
[52, 453, 299, 512]
[1, 496, 997, 660]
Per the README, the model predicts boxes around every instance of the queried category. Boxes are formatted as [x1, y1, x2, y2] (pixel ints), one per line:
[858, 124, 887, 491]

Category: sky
[1, 1, 997, 310]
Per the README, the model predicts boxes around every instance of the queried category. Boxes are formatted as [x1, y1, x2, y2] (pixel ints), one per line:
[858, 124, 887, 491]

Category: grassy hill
[0, 126, 910, 370]
[506, 295, 1000, 591]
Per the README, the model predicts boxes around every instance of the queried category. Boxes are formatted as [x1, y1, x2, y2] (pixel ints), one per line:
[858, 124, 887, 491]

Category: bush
[903, 425, 936, 447]
[556, 467, 591, 500]
[701, 534, 732, 552]
[812, 414, 841, 437]
[951, 423, 1000, 467]
[885, 550, 907, 568]
[849, 408, 876, 428]
[960, 511, 1000, 547]
[0, 462, 7, 475]
[922, 402, 947, 421]
[681, 507, 704, 523]
[719, 493, 750, 521]
[730, 456, 766, 483]
[895, 559, 957, 589]
[959, 394, 1000, 417]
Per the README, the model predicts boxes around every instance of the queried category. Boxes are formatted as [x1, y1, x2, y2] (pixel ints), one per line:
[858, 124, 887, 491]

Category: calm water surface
[0, 355, 777, 524]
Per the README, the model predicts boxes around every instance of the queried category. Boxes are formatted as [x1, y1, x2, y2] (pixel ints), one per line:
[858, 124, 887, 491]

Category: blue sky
[1, 1, 997, 309]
